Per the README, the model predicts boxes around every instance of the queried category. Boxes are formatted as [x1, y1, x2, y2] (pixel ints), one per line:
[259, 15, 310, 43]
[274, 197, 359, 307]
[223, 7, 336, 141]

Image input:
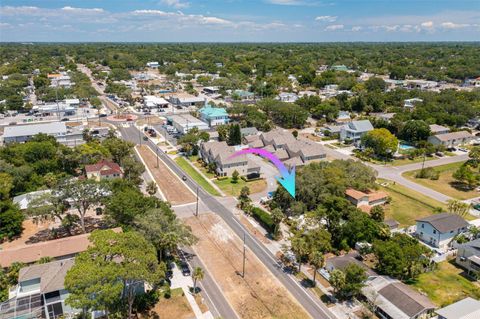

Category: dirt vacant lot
[137, 145, 196, 205]
[185, 213, 310, 319]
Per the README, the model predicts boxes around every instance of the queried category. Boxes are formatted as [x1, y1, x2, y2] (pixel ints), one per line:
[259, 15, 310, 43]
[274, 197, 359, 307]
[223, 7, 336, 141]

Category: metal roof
[3, 122, 67, 138]
[436, 297, 480, 319]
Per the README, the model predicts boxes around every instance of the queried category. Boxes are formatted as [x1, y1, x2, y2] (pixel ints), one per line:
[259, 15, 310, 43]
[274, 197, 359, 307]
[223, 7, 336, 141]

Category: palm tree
[146, 181, 157, 196]
[308, 250, 324, 287]
[270, 208, 284, 238]
[192, 267, 204, 294]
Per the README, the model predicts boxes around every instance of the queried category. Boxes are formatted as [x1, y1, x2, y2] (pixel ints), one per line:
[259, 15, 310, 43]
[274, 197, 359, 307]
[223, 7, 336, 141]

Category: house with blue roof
[199, 104, 229, 127]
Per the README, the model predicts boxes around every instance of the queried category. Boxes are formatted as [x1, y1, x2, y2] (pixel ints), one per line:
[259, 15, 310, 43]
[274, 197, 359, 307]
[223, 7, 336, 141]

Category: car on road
[180, 262, 191, 276]
[99, 113, 108, 118]
[143, 136, 148, 141]
[458, 148, 468, 152]
[61, 118, 69, 121]
[182, 175, 187, 181]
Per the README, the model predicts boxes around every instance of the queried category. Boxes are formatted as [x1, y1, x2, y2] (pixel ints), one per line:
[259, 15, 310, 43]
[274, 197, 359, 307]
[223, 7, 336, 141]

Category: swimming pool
[399, 143, 416, 150]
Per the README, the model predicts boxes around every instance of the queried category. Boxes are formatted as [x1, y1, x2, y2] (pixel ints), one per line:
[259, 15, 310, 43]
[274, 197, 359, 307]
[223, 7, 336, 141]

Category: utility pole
[242, 232, 246, 278]
[195, 186, 199, 217]
[156, 147, 159, 168]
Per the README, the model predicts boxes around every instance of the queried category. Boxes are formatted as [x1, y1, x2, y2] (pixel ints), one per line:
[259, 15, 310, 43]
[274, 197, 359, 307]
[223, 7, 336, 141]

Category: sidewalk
[170, 263, 214, 319]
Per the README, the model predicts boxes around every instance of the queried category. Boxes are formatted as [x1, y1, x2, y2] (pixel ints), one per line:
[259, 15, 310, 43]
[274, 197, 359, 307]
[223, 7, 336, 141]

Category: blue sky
[1, 0, 479, 42]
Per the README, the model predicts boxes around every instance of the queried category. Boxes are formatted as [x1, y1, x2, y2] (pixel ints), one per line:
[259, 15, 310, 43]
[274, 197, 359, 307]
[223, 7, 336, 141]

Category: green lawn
[378, 180, 446, 226]
[403, 162, 479, 200]
[214, 177, 267, 197]
[175, 157, 220, 196]
[410, 260, 480, 307]
[390, 156, 435, 167]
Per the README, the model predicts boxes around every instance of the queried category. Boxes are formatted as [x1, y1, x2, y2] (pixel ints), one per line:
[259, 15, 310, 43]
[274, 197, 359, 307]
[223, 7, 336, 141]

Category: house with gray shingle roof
[339, 120, 373, 144]
[362, 276, 436, 319]
[199, 141, 261, 178]
[3, 259, 78, 319]
[415, 213, 469, 250]
[427, 130, 473, 148]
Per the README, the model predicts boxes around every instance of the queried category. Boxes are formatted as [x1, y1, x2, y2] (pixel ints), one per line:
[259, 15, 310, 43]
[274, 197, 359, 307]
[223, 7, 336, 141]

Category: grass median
[175, 156, 221, 196]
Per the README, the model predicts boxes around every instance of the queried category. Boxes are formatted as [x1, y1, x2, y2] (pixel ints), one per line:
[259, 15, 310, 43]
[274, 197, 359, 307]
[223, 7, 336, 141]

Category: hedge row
[251, 207, 275, 233]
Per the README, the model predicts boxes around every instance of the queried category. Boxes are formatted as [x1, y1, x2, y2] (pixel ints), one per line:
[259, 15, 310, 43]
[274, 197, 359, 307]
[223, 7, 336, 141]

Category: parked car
[473, 203, 480, 211]
[180, 262, 191, 276]
[61, 118, 69, 121]
[435, 152, 445, 157]
[458, 148, 468, 152]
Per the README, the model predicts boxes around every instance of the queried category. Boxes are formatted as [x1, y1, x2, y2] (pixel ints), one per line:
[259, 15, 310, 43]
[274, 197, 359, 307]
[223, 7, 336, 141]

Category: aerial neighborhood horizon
[0, 1, 480, 319]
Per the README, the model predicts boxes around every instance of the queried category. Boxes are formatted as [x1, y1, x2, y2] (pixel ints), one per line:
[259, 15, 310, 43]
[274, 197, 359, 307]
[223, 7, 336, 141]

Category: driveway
[247, 154, 278, 202]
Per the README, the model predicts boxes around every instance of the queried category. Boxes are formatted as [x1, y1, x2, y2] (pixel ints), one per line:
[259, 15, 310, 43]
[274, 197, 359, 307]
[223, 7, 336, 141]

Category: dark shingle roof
[416, 213, 468, 233]
[379, 282, 436, 318]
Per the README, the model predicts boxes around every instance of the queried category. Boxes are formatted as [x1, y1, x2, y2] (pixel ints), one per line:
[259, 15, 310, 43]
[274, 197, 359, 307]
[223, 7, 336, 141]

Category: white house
[403, 98, 423, 110]
[277, 92, 298, 103]
[456, 238, 480, 278]
[167, 94, 205, 107]
[415, 213, 469, 250]
[146, 61, 159, 68]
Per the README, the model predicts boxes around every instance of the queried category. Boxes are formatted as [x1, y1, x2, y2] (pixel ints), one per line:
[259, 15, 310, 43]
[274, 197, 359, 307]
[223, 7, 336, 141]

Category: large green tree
[65, 230, 165, 318]
[361, 128, 398, 158]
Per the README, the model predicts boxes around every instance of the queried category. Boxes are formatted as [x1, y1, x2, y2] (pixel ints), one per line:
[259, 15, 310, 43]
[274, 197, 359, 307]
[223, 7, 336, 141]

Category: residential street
[322, 142, 469, 203]
[117, 123, 336, 319]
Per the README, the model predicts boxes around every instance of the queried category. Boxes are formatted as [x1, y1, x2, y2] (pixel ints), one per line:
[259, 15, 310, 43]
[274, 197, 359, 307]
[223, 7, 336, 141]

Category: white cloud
[325, 24, 343, 31]
[420, 21, 434, 28]
[315, 15, 337, 22]
[160, 0, 189, 9]
[441, 22, 470, 29]
[351, 26, 362, 32]
[132, 9, 170, 16]
[61, 6, 105, 14]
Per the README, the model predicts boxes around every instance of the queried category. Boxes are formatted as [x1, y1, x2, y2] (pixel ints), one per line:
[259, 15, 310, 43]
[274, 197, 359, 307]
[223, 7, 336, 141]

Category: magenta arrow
[229, 148, 295, 198]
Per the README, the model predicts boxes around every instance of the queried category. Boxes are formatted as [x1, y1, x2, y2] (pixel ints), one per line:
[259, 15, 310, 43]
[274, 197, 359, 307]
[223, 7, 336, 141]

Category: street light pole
[156, 147, 159, 168]
[195, 186, 199, 217]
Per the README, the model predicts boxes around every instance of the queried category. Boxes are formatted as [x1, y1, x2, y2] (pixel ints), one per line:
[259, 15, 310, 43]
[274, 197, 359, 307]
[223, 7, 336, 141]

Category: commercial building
[3, 122, 67, 144]
[415, 213, 469, 250]
[168, 114, 209, 134]
[199, 105, 229, 127]
[143, 95, 169, 110]
[48, 73, 72, 88]
[167, 94, 205, 107]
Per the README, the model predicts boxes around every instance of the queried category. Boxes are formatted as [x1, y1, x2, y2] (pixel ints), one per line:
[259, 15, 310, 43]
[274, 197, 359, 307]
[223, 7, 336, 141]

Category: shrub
[251, 207, 275, 233]
[415, 167, 439, 180]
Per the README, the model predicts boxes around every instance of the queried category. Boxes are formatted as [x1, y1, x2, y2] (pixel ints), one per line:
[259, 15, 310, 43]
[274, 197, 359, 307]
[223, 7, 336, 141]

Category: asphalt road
[118, 124, 336, 319]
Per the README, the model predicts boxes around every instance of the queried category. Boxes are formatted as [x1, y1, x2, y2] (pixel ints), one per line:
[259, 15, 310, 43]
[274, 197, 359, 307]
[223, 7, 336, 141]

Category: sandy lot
[185, 213, 310, 319]
[137, 145, 196, 205]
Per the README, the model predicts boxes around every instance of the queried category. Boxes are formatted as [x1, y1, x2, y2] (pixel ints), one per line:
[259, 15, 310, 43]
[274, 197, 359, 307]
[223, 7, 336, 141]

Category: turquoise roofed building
[199, 103, 230, 127]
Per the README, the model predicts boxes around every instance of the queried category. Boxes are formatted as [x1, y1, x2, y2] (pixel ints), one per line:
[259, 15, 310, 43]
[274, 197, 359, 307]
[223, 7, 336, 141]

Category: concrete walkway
[170, 263, 214, 319]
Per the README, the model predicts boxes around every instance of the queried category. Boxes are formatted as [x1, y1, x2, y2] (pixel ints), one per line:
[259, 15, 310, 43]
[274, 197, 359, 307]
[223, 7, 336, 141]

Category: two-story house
[199, 105, 229, 127]
[2, 259, 78, 319]
[284, 140, 326, 165]
[427, 131, 473, 148]
[200, 141, 261, 178]
[339, 120, 373, 145]
[456, 238, 480, 279]
[85, 159, 123, 181]
[415, 213, 469, 250]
